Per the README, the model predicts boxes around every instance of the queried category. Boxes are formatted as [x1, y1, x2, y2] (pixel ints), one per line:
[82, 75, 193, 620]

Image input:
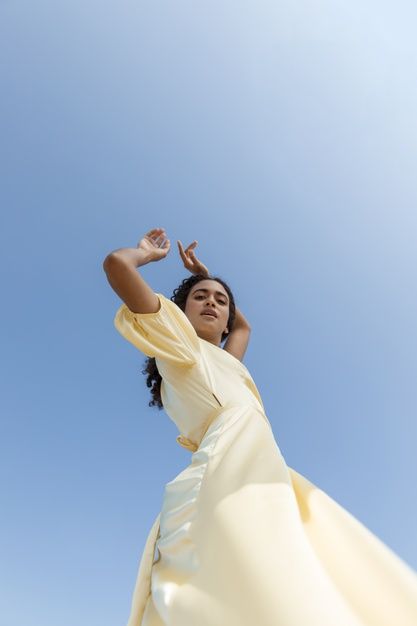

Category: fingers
[186, 240, 198, 251]
[145, 227, 165, 237]
[146, 231, 198, 253]
[145, 228, 169, 248]
[177, 240, 187, 261]
[155, 234, 168, 246]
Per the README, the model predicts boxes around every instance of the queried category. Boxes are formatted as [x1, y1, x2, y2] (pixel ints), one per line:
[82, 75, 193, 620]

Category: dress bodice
[114, 292, 267, 450]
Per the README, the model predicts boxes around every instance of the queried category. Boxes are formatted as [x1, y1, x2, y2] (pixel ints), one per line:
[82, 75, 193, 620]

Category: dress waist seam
[176, 403, 267, 452]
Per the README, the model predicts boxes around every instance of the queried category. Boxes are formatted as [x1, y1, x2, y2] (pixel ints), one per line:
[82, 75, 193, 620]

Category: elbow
[232, 323, 251, 332]
[102, 252, 120, 273]
[102, 256, 111, 273]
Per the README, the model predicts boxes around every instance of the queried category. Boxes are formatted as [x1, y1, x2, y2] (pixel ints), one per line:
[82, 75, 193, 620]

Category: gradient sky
[1, 1, 417, 625]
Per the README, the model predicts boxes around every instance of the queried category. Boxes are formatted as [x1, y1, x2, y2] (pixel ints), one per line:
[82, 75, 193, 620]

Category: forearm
[104, 247, 152, 269]
[232, 305, 251, 329]
[103, 247, 160, 313]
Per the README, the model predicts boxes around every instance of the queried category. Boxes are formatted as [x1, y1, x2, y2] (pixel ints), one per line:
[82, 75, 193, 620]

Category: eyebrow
[192, 288, 229, 301]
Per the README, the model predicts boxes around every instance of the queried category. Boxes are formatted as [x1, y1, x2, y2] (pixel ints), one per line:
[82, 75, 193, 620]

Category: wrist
[194, 268, 210, 277]
[112, 247, 153, 268]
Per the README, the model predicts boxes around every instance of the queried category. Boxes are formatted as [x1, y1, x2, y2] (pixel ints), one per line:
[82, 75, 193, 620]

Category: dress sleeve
[113, 292, 199, 367]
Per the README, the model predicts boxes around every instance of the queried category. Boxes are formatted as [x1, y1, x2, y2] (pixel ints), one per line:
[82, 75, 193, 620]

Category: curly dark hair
[141, 273, 236, 409]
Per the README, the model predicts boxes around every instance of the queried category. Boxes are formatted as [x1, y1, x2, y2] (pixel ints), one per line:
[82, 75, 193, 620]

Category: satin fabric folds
[114, 293, 417, 626]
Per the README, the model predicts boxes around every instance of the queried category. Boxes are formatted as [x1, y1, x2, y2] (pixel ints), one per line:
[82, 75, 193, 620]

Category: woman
[103, 228, 417, 626]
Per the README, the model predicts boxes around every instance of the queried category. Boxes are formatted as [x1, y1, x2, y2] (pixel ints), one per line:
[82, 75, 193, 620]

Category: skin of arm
[103, 230, 251, 361]
[103, 229, 170, 314]
[222, 321, 251, 361]
[231, 306, 251, 330]
[177, 239, 251, 360]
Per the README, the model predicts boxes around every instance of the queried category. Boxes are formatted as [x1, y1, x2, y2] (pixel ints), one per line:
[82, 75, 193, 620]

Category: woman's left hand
[177, 240, 210, 277]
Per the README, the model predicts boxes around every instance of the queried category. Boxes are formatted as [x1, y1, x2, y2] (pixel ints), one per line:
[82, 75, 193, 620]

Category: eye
[195, 294, 228, 305]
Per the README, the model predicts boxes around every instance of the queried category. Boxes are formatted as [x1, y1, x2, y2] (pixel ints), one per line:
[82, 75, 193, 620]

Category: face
[184, 280, 230, 346]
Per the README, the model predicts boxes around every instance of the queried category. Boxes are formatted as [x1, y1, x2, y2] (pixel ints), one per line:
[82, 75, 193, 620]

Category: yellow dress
[114, 293, 417, 626]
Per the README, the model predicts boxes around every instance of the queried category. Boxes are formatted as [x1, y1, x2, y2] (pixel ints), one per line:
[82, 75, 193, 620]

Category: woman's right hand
[137, 228, 171, 262]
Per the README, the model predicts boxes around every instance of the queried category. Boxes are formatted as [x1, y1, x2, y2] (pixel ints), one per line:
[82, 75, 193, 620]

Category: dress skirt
[126, 405, 417, 626]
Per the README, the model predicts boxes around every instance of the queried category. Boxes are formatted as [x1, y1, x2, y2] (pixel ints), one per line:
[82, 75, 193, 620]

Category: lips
[201, 310, 217, 318]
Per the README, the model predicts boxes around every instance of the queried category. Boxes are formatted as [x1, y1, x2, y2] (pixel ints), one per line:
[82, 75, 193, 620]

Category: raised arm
[222, 307, 251, 361]
[177, 239, 251, 361]
[103, 228, 170, 314]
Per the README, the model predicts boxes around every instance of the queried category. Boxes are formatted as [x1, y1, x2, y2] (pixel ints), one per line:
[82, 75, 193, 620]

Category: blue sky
[1, 1, 417, 624]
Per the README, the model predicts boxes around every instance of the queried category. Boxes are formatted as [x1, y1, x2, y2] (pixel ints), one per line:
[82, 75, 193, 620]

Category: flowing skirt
[126, 406, 417, 626]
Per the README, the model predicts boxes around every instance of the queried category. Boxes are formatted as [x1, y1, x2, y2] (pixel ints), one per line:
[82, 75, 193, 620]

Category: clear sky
[1, 1, 417, 625]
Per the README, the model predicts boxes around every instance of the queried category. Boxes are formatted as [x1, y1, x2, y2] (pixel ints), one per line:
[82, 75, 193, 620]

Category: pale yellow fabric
[114, 293, 417, 626]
